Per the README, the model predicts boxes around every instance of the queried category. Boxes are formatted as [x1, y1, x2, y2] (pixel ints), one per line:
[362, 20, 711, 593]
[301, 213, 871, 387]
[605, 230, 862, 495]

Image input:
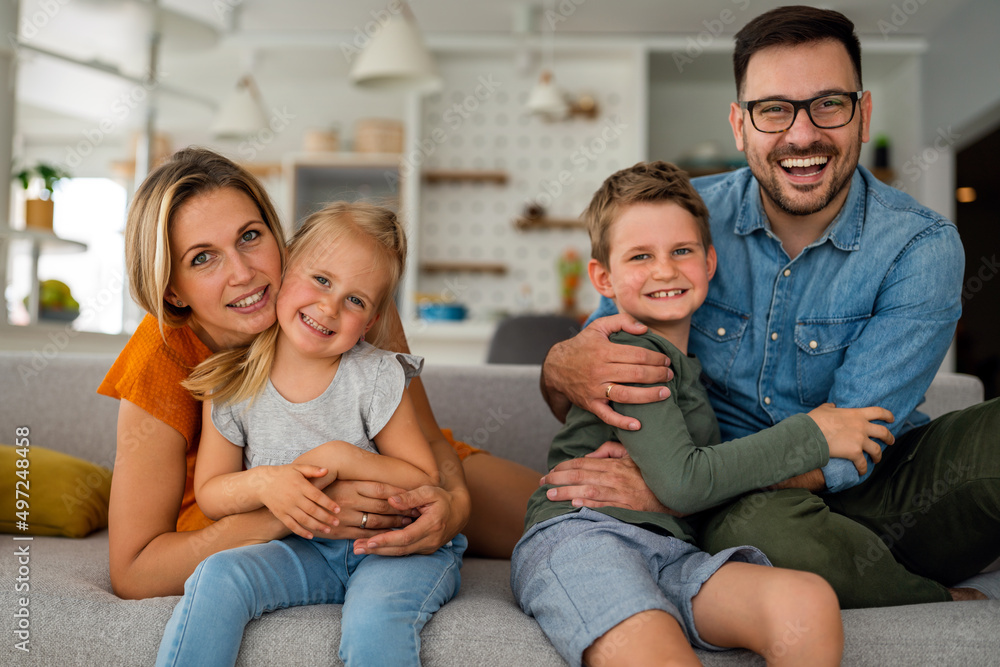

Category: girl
[100, 148, 474, 606]
[156, 202, 465, 667]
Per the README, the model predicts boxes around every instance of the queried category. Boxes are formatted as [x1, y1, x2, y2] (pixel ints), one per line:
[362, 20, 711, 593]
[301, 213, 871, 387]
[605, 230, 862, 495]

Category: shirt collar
[735, 168, 866, 252]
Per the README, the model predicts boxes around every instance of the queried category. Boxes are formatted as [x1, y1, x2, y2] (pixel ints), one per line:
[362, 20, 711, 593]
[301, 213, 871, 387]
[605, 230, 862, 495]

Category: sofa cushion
[0, 444, 112, 538]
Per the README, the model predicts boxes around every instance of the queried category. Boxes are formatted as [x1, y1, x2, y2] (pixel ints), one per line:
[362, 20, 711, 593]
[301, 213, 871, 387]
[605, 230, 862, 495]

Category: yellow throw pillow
[1, 444, 112, 538]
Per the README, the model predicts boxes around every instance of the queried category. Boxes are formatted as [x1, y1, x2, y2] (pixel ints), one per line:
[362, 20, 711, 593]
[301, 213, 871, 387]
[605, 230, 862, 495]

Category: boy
[511, 161, 892, 666]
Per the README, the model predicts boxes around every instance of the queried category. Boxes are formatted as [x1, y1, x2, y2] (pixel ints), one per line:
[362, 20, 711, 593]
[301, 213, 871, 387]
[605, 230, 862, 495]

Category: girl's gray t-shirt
[212, 341, 423, 469]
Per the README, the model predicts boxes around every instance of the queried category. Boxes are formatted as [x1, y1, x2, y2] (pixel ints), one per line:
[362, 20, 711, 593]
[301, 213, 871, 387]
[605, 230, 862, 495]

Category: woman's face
[165, 187, 283, 351]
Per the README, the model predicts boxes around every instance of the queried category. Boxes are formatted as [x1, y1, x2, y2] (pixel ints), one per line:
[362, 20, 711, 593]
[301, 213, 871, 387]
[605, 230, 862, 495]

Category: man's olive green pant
[698, 398, 1000, 608]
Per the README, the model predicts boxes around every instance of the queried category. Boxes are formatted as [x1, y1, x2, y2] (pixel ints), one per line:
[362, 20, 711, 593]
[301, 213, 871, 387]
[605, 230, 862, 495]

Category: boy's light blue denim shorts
[510, 508, 770, 667]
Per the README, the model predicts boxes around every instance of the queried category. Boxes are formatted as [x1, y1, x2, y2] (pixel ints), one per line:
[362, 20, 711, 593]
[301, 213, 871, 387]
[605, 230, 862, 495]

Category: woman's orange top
[98, 313, 214, 532]
[98, 314, 482, 533]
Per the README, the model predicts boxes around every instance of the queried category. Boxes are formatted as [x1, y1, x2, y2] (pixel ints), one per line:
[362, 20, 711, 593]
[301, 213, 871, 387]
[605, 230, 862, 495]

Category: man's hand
[541, 314, 673, 430]
[540, 442, 684, 516]
[352, 484, 466, 556]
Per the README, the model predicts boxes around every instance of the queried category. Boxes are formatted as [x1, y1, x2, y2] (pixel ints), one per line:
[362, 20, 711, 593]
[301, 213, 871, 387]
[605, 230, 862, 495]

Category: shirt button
[783, 269, 791, 277]
[809, 340, 818, 349]
[717, 327, 726, 336]
[764, 397, 772, 405]
[771, 332, 778, 340]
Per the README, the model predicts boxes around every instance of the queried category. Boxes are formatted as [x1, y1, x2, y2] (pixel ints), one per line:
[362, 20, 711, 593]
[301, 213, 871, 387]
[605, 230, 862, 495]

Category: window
[6, 178, 127, 333]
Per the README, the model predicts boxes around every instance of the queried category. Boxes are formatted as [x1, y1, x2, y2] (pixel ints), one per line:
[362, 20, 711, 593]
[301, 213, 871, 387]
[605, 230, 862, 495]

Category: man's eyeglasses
[739, 91, 864, 133]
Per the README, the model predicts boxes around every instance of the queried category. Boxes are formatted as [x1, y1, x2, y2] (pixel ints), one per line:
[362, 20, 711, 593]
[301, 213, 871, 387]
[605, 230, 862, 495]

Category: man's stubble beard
[744, 123, 863, 217]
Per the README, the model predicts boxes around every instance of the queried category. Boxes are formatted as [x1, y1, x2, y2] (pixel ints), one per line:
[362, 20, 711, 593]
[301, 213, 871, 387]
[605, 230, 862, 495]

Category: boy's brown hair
[584, 161, 711, 267]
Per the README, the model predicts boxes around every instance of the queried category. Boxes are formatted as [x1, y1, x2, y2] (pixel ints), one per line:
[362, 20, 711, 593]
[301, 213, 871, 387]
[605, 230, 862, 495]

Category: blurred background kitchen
[0, 0, 996, 395]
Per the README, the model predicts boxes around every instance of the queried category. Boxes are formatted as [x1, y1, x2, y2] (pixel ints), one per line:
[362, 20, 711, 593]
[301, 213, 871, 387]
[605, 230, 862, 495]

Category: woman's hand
[807, 403, 895, 475]
[256, 464, 341, 539]
[541, 314, 673, 430]
[540, 442, 684, 516]
[352, 484, 466, 556]
[318, 480, 417, 539]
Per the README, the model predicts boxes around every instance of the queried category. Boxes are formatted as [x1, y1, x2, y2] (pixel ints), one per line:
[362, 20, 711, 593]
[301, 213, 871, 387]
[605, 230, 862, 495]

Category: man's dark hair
[733, 5, 862, 98]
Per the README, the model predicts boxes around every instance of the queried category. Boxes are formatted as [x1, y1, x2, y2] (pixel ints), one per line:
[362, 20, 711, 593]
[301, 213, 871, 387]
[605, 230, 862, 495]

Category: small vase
[25, 199, 54, 231]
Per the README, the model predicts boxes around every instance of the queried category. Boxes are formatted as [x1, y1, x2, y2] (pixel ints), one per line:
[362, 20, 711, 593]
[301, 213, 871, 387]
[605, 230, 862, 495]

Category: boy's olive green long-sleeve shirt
[524, 331, 829, 544]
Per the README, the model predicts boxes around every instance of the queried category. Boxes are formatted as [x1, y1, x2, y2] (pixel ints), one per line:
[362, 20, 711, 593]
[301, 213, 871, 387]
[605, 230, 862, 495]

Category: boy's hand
[542, 314, 673, 430]
[807, 403, 895, 475]
[258, 464, 341, 539]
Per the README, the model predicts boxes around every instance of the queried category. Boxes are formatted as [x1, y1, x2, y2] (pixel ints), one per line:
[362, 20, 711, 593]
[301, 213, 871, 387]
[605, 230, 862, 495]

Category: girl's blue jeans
[156, 533, 466, 667]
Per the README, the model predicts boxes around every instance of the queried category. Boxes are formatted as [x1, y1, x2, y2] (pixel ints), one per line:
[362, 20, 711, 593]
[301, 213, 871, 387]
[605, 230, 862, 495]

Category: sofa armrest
[921, 371, 984, 420]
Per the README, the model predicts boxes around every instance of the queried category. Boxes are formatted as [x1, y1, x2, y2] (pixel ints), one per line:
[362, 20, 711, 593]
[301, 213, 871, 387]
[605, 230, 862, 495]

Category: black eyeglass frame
[738, 91, 864, 133]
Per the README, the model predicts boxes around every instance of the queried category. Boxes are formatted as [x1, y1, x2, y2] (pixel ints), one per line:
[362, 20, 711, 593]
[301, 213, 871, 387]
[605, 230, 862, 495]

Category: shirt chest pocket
[690, 301, 751, 397]
[794, 316, 870, 406]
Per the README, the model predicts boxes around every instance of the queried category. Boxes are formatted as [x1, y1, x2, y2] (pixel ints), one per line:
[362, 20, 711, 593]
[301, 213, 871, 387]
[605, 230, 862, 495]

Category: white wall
[922, 0, 1000, 148]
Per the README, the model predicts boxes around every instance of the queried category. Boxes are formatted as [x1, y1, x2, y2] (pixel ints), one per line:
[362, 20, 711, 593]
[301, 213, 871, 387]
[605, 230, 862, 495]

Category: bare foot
[949, 587, 988, 601]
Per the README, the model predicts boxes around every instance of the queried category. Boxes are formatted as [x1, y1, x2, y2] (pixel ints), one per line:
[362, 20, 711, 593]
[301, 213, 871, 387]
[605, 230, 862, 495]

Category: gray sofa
[1, 351, 997, 666]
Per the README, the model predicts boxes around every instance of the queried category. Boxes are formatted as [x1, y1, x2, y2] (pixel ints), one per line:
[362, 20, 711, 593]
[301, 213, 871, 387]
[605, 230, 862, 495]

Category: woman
[100, 148, 536, 600]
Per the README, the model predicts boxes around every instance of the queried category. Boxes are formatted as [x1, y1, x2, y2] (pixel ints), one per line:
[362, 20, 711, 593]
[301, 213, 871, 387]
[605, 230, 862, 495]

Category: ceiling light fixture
[525, 1, 597, 121]
[211, 73, 268, 139]
[349, 2, 440, 91]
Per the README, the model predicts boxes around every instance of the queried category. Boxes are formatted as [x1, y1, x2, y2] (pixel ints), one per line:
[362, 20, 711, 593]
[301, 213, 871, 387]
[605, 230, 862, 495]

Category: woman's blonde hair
[184, 201, 407, 405]
[125, 147, 287, 338]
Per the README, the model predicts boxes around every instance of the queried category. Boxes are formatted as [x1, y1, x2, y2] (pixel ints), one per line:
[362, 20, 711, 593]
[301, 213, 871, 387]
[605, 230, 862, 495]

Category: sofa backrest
[0, 351, 984, 473]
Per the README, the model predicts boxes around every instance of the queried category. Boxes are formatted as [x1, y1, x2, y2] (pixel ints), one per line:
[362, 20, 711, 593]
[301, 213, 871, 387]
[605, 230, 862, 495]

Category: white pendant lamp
[349, 3, 440, 91]
[526, 70, 569, 121]
[211, 74, 268, 139]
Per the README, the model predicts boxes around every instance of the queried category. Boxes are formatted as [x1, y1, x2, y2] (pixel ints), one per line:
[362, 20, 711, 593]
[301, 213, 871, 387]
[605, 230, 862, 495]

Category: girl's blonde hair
[125, 147, 288, 339]
[184, 201, 407, 405]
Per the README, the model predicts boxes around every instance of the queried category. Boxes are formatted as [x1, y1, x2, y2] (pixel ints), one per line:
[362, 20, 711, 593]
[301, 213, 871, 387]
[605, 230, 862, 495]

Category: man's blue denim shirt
[587, 166, 964, 493]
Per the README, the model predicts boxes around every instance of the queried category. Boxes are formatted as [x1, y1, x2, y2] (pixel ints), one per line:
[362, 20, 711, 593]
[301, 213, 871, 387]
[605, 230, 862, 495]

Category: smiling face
[730, 39, 871, 222]
[275, 232, 389, 363]
[589, 201, 716, 353]
[165, 187, 283, 352]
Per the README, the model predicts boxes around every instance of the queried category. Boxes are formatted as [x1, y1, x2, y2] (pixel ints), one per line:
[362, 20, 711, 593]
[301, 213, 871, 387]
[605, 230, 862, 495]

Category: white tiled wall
[413, 50, 643, 321]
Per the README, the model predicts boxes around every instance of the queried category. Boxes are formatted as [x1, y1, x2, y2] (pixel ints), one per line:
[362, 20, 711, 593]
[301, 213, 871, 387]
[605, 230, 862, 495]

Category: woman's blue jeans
[156, 534, 466, 667]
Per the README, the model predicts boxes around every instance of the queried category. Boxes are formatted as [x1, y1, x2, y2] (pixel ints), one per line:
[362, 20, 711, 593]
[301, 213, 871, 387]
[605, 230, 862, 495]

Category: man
[540, 5, 999, 608]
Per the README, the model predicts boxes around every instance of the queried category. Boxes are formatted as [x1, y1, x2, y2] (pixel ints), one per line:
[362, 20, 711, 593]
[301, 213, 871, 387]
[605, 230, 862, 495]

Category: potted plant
[13, 161, 70, 231]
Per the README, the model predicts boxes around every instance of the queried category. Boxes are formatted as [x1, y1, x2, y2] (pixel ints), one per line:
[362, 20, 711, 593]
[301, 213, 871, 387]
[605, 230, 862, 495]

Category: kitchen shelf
[420, 261, 508, 275]
[514, 216, 586, 231]
[422, 169, 508, 185]
[0, 228, 88, 324]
